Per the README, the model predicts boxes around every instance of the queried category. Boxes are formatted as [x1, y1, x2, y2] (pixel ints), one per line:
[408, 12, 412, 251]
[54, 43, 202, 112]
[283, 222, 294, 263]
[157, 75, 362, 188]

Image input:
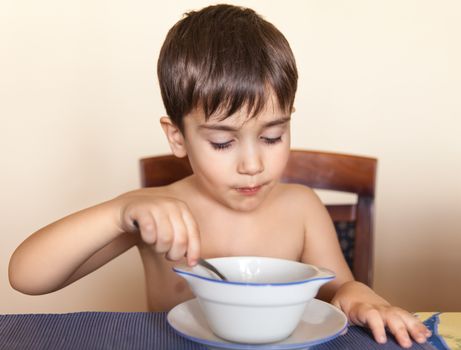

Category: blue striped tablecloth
[0, 311, 437, 350]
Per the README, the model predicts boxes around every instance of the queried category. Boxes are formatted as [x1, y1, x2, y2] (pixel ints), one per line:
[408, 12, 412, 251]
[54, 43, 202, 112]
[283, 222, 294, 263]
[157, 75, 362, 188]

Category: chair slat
[283, 149, 377, 197]
[326, 204, 357, 222]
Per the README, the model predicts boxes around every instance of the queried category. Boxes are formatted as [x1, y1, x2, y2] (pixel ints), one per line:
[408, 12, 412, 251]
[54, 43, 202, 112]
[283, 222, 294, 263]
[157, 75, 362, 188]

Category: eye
[261, 136, 282, 145]
[210, 141, 233, 150]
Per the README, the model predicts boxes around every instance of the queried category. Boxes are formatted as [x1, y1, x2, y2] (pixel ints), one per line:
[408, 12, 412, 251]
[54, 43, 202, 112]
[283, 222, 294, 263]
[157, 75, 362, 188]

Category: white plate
[167, 298, 348, 350]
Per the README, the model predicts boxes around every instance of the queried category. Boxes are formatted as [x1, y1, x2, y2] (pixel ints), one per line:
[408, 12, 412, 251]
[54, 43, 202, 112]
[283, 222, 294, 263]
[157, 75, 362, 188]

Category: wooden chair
[140, 149, 377, 286]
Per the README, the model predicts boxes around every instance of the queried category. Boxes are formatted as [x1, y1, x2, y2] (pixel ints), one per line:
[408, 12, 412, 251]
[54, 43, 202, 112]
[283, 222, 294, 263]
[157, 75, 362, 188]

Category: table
[0, 311, 455, 349]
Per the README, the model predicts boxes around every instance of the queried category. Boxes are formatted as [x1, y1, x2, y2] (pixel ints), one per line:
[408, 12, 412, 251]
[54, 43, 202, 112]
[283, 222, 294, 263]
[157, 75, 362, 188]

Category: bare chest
[198, 217, 303, 260]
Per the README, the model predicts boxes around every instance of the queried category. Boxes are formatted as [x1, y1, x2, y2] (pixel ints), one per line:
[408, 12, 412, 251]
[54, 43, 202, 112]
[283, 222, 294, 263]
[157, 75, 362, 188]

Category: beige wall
[1, 0, 460, 313]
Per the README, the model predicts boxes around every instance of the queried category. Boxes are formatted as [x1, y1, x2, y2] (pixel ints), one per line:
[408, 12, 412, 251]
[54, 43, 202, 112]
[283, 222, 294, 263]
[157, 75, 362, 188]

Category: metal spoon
[197, 258, 228, 281]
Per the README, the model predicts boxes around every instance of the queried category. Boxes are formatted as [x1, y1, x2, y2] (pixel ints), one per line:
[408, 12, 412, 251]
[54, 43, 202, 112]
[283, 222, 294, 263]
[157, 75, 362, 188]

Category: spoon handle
[197, 258, 227, 281]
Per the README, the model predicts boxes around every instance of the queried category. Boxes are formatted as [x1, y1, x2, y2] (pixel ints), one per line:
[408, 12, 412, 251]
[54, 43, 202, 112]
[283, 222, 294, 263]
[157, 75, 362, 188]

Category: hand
[117, 190, 200, 266]
[332, 281, 431, 348]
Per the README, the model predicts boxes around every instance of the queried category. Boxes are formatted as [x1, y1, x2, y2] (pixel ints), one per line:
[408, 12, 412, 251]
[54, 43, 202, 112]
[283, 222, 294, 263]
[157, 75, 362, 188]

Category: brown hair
[157, 4, 298, 131]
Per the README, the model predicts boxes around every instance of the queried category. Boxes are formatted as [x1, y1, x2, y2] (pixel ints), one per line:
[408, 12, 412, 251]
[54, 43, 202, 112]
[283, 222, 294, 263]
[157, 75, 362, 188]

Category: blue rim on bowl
[173, 257, 335, 286]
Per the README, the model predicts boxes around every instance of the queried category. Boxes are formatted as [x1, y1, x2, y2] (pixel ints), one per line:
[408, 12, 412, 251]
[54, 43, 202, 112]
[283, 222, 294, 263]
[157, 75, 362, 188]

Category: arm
[8, 188, 200, 295]
[300, 188, 430, 348]
[300, 188, 354, 301]
[9, 200, 129, 295]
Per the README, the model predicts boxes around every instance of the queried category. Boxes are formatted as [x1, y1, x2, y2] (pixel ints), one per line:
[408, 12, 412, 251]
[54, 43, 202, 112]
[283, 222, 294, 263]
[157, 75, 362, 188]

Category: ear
[160, 117, 187, 158]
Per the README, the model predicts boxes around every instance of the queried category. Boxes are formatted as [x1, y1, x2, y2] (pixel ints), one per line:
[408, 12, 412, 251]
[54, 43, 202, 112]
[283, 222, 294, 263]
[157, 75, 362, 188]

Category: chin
[228, 197, 266, 212]
[228, 184, 276, 212]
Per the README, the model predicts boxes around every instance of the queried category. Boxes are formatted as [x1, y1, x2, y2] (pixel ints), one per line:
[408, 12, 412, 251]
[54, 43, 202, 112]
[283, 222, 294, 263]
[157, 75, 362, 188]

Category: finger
[386, 314, 413, 348]
[152, 211, 174, 253]
[166, 213, 189, 261]
[401, 314, 431, 343]
[358, 307, 387, 344]
[182, 209, 201, 266]
[133, 214, 157, 244]
[122, 211, 143, 233]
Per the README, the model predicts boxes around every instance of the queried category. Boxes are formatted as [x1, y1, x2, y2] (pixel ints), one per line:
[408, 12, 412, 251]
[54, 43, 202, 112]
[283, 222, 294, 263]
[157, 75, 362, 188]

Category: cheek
[274, 150, 290, 173]
[188, 148, 233, 181]
[267, 144, 291, 176]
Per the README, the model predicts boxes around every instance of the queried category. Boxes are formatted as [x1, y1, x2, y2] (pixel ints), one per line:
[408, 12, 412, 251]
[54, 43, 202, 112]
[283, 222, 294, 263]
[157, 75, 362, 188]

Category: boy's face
[181, 97, 291, 212]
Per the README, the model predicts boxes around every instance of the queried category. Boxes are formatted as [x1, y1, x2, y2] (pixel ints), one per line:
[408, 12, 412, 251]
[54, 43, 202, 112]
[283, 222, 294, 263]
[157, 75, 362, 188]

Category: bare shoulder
[274, 183, 323, 208]
[130, 176, 194, 199]
[160, 176, 197, 201]
[272, 183, 331, 228]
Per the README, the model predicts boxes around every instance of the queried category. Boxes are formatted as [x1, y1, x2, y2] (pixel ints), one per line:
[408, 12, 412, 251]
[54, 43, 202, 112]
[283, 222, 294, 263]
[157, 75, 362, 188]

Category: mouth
[235, 185, 263, 196]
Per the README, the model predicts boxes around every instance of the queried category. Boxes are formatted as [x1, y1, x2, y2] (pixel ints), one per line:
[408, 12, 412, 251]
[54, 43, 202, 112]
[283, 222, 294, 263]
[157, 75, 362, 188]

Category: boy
[9, 4, 430, 348]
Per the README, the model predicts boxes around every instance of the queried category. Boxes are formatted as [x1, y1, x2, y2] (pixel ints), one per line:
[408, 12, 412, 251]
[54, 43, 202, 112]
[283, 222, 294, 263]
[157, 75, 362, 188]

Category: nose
[237, 144, 264, 176]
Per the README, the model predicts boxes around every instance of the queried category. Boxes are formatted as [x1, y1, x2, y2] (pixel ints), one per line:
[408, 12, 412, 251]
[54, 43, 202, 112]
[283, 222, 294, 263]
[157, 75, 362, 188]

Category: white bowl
[173, 256, 335, 344]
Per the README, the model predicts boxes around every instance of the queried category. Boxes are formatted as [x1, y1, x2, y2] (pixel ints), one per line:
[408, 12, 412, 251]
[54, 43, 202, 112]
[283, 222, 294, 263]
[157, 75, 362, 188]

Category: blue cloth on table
[423, 313, 450, 350]
[0, 312, 436, 350]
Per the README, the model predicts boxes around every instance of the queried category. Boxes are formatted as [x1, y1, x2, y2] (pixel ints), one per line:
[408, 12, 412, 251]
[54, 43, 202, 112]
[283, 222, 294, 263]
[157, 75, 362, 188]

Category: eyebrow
[199, 116, 291, 132]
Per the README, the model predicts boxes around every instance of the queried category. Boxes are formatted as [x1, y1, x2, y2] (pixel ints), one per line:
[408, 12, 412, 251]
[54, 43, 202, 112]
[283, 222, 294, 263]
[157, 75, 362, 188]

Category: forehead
[185, 95, 288, 130]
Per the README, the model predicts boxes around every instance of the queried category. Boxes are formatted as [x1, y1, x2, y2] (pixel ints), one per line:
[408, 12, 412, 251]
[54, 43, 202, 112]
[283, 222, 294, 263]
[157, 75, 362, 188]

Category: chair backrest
[140, 149, 377, 286]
